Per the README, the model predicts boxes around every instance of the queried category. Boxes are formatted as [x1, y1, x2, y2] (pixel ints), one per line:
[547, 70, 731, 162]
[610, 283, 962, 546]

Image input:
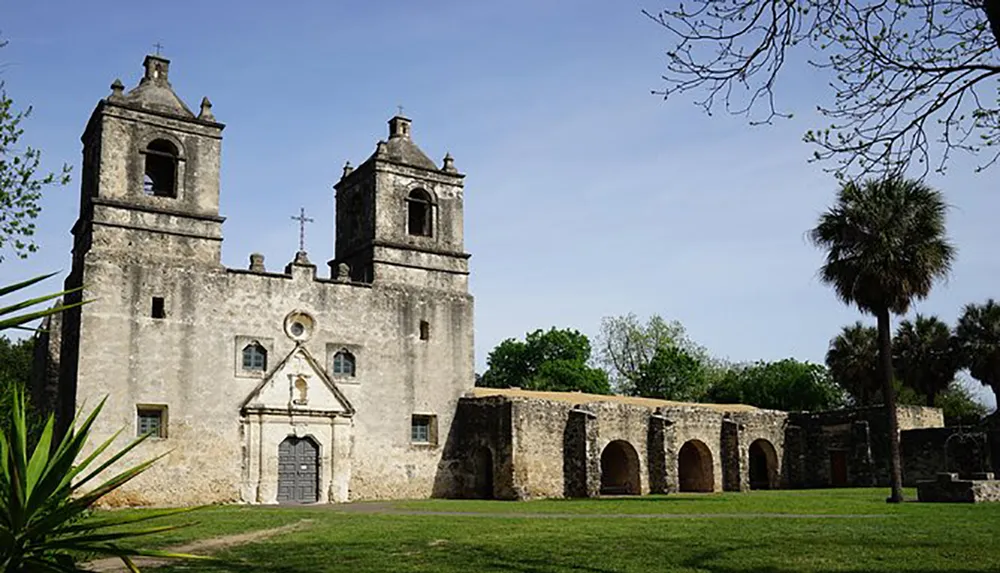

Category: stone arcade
[34, 55, 952, 507]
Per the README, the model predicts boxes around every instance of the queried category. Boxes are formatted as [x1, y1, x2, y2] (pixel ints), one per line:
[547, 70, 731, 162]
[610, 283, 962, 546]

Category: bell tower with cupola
[71, 54, 226, 269]
[332, 114, 469, 291]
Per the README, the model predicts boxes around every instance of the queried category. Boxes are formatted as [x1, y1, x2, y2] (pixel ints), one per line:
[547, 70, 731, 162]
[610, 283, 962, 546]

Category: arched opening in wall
[473, 446, 494, 499]
[678, 440, 714, 492]
[748, 439, 779, 490]
[600, 440, 641, 495]
[143, 139, 179, 198]
[277, 436, 319, 504]
[406, 189, 434, 237]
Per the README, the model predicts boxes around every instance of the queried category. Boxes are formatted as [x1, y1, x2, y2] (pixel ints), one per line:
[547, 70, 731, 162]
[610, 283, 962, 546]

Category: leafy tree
[0, 40, 72, 262]
[893, 314, 961, 407]
[703, 359, 845, 412]
[478, 328, 611, 394]
[933, 381, 990, 425]
[596, 313, 713, 393]
[0, 335, 33, 390]
[645, 1, 1000, 177]
[954, 298, 1000, 404]
[0, 334, 34, 435]
[629, 345, 710, 401]
[826, 322, 882, 407]
[809, 176, 955, 503]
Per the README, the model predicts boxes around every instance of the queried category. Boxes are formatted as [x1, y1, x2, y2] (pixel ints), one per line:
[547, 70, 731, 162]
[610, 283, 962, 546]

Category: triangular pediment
[241, 344, 354, 416]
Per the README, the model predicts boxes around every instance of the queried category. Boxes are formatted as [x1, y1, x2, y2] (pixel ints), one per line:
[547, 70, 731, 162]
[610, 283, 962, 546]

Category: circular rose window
[283, 310, 315, 342]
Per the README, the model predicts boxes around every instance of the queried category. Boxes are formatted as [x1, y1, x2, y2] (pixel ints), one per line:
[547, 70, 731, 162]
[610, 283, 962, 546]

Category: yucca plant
[1, 273, 206, 571]
[0, 387, 208, 572]
[0, 273, 81, 332]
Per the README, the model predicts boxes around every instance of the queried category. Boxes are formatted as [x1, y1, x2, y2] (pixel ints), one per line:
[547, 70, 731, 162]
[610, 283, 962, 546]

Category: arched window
[332, 350, 355, 377]
[406, 189, 433, 237]
[242, 342, 267, 372]
[143, 139, 179, 197]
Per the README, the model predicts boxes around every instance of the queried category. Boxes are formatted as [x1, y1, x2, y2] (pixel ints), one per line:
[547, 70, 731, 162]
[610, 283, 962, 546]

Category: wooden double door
[277, 436, 319, 503]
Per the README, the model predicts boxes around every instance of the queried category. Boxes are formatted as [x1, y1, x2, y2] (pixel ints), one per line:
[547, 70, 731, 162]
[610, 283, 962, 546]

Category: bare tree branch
[646, 0, 1000, 178]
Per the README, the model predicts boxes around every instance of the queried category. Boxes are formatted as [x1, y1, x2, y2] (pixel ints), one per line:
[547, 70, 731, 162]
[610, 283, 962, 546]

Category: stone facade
[37, 55, 474, 506]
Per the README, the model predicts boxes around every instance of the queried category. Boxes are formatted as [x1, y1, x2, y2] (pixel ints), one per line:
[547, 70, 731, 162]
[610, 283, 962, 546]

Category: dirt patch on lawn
[83, 518, 313, 572]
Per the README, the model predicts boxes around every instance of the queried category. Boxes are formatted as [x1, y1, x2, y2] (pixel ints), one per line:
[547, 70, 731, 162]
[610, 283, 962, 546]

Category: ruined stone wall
[788, 405, 945, 488]
[659, 407, 726, 493]
[508, 399, 578, 499]
[732, 410, 789, 489]
[902, 427, 993, 485]
[436, 397, 514, 499]
[30, 312, 62, 417]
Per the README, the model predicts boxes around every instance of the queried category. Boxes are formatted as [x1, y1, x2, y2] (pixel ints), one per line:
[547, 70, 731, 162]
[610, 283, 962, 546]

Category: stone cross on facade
[291, 207, 314, 253]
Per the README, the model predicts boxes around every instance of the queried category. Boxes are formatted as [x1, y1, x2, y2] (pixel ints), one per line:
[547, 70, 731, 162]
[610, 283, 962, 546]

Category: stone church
[36, 54, 475, 505]
[34, 54, 954, 507]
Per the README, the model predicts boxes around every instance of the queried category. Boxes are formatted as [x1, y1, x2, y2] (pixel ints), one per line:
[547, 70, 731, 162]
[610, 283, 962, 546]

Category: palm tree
[954, 299, 1000, 406]
[809, 176, 955, 503]
[893, 315, 961, 407]
[826, 322, 881, 407]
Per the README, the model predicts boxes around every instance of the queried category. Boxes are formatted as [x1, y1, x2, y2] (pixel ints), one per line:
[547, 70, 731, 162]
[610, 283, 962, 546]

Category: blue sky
[3, 1, 997, 410]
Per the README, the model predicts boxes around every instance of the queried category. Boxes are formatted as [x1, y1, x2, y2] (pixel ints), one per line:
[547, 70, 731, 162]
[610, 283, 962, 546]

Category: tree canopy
[826, 322, 883, 407]
[478, 328, 611, 394]
[893, 314, 961, 407]
[595, 313, 712, 394]
[954, 298, 1000, 403]
[629, 344, 711, 401]
[703, 359, 845, 412]
[645, 1, 1000, 177]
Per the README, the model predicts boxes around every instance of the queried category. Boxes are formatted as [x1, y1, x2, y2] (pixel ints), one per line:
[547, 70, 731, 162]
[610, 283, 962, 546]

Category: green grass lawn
[95, 489, 1000, 573]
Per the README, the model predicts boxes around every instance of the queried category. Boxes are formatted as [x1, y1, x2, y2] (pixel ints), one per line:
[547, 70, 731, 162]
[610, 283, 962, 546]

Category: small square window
[137, 406, 167, 438]
[419, 320, 430, 341]
[151, 297, 165, 319]
[411, 414, 437, 445]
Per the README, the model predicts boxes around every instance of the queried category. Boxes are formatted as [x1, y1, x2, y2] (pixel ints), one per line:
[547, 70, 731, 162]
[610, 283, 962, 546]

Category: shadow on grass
[149, 539, 995, 573]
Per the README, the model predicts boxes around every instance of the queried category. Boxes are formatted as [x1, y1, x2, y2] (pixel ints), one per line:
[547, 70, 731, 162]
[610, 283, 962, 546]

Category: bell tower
[72, 54, 226, 269]
[332, 114, 469, 291]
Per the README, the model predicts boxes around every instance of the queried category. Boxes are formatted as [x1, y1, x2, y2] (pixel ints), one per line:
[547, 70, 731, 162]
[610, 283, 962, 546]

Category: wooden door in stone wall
[829, 450, 849, 487]
[277, 436, 319, 503]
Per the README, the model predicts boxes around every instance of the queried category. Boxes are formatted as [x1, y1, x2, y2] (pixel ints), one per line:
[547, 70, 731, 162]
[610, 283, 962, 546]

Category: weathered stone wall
[435, 397, 514, 500]
[731, 410, 789, 490]
[456, 393, 787, 499]
[917, 472, 1000, 503]
[902, 427, 993, 485]
[659, 406, 726, 493]
[789, 405, 945, 488]
[65, 255, 473, 506]
[30, 311, 62, 417]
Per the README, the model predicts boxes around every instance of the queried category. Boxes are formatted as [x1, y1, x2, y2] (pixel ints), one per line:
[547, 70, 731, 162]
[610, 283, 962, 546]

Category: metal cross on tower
[397, 104, 405, 116]
[153, 42, 165, 55]
[291, 207, 314, 253]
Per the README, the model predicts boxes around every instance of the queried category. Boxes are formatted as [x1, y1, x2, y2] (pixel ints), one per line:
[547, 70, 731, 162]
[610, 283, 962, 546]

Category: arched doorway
[678, 440, 714, 492]
[277, 436, 319, 503]
[748, 439, 778, 490]
[474, 446, 494, 499]
[600, 440, 641, 495]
